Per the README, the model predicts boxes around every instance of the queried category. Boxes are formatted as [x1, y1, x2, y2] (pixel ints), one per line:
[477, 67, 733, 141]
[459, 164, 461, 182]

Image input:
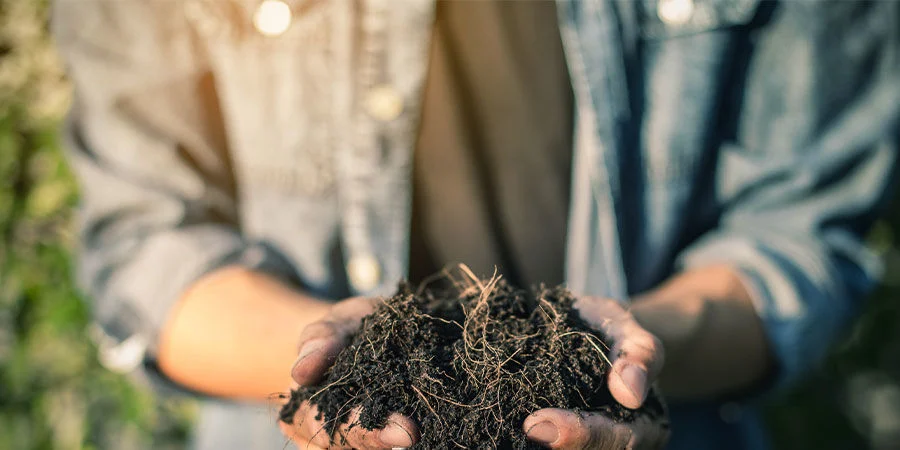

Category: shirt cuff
[86, 225, 298, 395]
[677, 232, 876, 393]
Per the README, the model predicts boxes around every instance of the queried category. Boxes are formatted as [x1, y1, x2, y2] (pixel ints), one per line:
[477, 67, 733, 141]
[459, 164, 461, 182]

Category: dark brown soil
[280, 269, 666, 449]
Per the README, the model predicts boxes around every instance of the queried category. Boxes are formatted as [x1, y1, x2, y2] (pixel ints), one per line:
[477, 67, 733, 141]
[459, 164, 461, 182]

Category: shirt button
[365, 85, 405, 122]
[347, 253, 381, 293]
[94, 330, 148, 374]
[254, 0, 293, 37]
[658, 0, 694, 25]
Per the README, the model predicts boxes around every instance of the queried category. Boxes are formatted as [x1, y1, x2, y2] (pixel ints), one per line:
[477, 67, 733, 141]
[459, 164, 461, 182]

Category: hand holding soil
[280, 268, 669, 449]
[280, 296, 418, 449]
[521, 296, 669, 449]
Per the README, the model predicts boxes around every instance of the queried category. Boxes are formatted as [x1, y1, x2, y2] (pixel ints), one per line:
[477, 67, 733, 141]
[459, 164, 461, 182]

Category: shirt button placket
[344, 0, 391, 295]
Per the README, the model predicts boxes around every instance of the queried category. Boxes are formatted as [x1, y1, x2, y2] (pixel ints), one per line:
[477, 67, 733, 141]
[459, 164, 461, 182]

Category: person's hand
[524, 296, 670, 449]
[279, 296, 419, 449]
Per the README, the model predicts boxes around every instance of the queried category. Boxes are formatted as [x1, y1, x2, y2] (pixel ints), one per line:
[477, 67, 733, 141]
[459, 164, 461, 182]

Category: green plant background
[1, 1, 898, 448]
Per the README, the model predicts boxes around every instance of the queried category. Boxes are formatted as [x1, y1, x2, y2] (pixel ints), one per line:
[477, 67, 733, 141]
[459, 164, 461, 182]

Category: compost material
[280, 268, 666, 449]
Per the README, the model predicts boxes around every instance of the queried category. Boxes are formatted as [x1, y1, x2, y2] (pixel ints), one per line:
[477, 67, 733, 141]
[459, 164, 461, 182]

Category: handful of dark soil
[280, 269, 666, 449]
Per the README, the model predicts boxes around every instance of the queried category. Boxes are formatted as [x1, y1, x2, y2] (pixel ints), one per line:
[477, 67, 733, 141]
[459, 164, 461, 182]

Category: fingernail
[526, 421, 559, 445]
[292, 340, 327, 370]
[379, 423, 414, 447]
[619, 364, 648, 405]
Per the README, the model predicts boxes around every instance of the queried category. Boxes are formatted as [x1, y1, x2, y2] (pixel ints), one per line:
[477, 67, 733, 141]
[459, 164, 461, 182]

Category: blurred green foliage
[1, 0, 898, 449]
[0, 0, 193, 449]
[765, 212, 900, 449]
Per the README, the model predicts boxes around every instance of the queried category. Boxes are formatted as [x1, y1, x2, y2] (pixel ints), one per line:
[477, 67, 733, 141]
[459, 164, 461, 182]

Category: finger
[288, 441, 324, 450]
[278, 421, 303, 448]
[524, 408, 632, 449]
[279, 400, 332, 449]
[288, 403, 418, 450]
[291, 322, 348, 386]
[339, 409, 419, 449]
[574, 297, 664, 409]
[280, 426, 326, 450]
[627, 413, 671, 450]
[297, 402, 338, 449]
[279, 420, 325, 450]
[607, 328, 662, 409]
[292, 297, 379, 385]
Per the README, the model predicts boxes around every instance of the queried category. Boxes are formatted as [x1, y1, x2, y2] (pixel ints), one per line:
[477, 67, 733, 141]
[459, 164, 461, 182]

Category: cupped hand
[524, 296, 670, 449]
[279, 296, 419, 449]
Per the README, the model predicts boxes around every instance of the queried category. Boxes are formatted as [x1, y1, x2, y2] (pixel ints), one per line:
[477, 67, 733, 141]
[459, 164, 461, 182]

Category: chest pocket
[184, 0, 338, 200]
[634, 0, 763, 188]
[638, 0, 762, 39]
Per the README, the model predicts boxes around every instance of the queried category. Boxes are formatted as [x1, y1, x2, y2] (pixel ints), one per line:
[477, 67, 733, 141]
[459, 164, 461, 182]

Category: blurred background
[0, 0, 898, 449]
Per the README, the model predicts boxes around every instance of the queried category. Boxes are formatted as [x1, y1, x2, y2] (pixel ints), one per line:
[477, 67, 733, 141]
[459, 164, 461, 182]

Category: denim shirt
[53, 0, 900, 449]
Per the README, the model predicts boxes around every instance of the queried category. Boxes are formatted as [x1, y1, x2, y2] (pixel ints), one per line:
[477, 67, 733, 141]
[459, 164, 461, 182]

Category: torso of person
[61, 0, 898, 449]
[409, 1, 574, 289]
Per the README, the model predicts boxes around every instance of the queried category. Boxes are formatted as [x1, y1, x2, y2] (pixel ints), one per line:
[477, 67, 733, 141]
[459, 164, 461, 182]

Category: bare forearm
[630, 265, 772, 400]
[157, 266, 330, 401]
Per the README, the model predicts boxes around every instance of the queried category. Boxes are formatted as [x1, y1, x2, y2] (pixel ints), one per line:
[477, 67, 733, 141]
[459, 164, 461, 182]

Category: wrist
[157, 265, 331, 400]
[630, 293, 708, 367]
[628, 266, 771, 399]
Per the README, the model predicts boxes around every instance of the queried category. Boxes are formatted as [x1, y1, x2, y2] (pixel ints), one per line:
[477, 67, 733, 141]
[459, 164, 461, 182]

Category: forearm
[157, 266, 330, 401]
[630, 265, 772, 400]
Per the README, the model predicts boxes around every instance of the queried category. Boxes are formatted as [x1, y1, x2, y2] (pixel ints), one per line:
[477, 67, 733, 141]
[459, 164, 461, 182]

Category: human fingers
[337, 409, 419, 449]
[523, 408, 632, 449]
[291, 297, 379, 385]
[574, 297, 665, 409]
[279, 400, 332, 449]
[625, 413, 670, 450]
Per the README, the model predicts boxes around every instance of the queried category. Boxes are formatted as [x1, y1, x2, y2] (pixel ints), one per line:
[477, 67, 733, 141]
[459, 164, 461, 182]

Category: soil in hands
[280, 267, 667, 449]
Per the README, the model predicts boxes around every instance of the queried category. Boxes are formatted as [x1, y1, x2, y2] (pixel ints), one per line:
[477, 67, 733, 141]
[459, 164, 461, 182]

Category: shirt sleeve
[53, 0, 298, 384]
[677, 1, 900, 391]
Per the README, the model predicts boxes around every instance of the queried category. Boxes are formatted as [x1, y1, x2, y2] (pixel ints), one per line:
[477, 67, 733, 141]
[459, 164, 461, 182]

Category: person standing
[54, 0, 900, 448]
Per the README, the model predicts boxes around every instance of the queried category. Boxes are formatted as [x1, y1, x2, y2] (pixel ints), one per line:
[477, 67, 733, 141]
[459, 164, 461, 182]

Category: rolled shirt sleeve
[54, 0, 298, 381]
[678, 1, 900, 390]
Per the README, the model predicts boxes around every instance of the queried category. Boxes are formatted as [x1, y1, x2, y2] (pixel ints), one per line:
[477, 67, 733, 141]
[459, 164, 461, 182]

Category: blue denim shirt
[53, 0, 900, 449]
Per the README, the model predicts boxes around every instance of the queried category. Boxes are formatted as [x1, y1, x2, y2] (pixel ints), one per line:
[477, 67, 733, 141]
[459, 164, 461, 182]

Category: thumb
[290, 322, 347, 386]
[574, 297, 664, 409]
[291, 297, 378, 385]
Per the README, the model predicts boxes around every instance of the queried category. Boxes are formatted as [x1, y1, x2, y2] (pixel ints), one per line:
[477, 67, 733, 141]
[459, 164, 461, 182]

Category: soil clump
[280, 269, 666, 449]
